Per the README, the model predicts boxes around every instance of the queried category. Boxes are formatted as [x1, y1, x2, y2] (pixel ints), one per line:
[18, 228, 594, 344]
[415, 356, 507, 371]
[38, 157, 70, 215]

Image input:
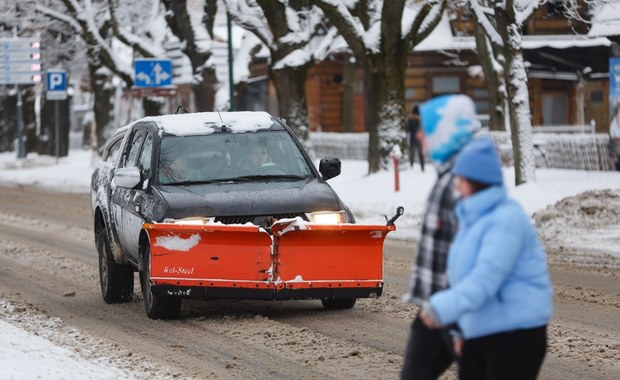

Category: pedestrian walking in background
[420, 136, 553, 380]
[401, 94, 479, 380]
[407, 105, 425, 171]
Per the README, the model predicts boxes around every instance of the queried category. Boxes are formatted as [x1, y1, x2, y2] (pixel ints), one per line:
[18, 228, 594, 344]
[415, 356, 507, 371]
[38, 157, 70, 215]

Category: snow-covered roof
[521, 35, 611, 49]
[129, 111, 274, 136]
[589, 1, 620, 37]
[415, 12, 612, 52]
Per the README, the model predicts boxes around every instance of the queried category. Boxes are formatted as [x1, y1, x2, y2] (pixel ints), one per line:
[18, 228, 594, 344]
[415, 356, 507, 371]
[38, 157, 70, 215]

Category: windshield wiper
[162, 179, 238, 186]
[162, 175, 309, 186]
[231, 175, 309, 181]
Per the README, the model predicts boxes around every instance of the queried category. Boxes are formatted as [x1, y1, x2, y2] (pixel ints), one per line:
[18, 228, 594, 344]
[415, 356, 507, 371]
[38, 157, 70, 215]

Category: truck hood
[156, 178, 342, 219]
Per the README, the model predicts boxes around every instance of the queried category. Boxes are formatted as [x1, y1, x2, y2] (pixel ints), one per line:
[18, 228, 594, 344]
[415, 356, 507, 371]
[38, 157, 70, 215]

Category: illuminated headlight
[305, 211, 348, 224]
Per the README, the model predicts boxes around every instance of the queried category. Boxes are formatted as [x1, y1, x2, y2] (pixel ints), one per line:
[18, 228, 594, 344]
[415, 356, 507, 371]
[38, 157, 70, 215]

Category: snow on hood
[157, 179, 341, 220]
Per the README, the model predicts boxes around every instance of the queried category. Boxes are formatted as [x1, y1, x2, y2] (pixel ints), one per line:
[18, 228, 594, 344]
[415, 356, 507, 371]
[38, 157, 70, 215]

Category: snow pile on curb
[534, 189, 620, 263]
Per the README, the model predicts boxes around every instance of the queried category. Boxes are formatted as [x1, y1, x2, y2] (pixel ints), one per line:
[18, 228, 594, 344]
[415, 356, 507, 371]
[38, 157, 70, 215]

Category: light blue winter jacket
[429, 186, 553, 339]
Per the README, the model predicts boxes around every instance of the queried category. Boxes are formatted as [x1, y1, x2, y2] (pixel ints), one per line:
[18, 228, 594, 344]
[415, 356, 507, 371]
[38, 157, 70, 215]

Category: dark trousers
[409, 140, 425, 170]
[401, 316, 454, 380]
[459, 325, 547, 380]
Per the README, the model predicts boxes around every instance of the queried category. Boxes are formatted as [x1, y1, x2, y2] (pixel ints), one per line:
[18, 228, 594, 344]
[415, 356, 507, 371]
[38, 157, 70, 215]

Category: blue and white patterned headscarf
[419, 94, 479, 164]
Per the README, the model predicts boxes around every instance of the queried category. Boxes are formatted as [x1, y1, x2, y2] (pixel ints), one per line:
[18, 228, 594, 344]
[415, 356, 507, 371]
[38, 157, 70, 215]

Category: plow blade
[143, 220, 395, 300]
[144, 223, 272, 290]
[271, 220, 395, 297]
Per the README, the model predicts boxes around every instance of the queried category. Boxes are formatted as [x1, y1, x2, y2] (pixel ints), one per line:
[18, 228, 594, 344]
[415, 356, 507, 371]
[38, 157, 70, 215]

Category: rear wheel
[321, 297, 356, 310]
[96, 228, 134, 303]
[140, 243, 181, 320]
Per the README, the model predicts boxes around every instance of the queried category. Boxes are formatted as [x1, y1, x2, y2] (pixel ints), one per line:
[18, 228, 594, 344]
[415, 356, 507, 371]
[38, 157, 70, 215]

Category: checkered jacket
[405, 159, 459, 305]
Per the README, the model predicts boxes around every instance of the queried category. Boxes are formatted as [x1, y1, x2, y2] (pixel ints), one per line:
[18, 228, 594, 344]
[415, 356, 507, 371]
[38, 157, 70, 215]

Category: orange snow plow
[143, 217, 396, 302]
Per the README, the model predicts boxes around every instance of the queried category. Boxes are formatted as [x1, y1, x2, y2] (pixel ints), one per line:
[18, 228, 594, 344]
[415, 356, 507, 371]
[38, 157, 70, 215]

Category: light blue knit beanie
[453, 135, 503, 185]
[419, 94, 479, 164]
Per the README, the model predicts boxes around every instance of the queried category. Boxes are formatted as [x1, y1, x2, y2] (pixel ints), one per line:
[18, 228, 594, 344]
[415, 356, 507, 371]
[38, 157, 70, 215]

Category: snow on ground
[1, 148, 620, 378]
[0, 319, 128, 380]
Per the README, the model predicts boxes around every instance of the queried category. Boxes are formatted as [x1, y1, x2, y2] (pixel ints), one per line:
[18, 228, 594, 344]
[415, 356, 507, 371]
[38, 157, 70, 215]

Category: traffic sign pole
[55, 100, 59, 163]
[45, 70, 68, 163]
[16, 84, 25, 159]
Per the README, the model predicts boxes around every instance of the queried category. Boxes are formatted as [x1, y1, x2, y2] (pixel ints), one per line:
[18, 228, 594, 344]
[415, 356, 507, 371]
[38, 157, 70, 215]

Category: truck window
[138, 132, 153, 179]
[119, 129, 146, 168]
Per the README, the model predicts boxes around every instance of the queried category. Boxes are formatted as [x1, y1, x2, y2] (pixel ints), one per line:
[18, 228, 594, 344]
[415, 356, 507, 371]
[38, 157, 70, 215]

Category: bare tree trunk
[271, 66, 311, 152]
[365, 44, 408, 172]
[366, 67, 380, 173]
[498, 14, 536, 184]
[342, 58, 355, 133]
[163, 0, 217, 112]
[473, 21, 506, 131]
[195, 67, 218, 112]
[143, 98, 164, 116]
[90, 62, 115, 149]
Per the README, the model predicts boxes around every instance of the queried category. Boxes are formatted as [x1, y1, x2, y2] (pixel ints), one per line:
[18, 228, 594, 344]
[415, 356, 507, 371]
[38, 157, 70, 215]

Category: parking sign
[46, 70, 67, 100]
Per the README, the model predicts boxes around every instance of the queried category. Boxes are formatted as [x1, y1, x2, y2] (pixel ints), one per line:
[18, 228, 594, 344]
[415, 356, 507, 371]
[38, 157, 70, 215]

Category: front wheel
[321, 297, 356, 310]
[140, 243, 181, 320]
[96, 228, 133, 303]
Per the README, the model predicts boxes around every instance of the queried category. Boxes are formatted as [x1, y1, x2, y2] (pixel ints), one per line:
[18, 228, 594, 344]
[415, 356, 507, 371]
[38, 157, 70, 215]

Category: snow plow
[91, 111, 404, 319]
[144, 216, 397, 307]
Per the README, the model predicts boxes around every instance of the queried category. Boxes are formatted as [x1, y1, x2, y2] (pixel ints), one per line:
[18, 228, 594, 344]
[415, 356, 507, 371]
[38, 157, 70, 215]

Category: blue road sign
[47, 70, 67, 91]
[0, 38, 41, 85]
[134, 58, 173, 88]
[46, 70, 67, 100]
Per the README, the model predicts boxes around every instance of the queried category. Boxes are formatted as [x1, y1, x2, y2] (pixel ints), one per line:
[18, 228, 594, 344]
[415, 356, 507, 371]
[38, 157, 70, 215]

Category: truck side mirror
[319, 158, 341, 180]
[114, 167, 141, 189]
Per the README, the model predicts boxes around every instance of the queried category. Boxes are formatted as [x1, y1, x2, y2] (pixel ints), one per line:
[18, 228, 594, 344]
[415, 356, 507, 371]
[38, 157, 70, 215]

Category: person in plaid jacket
[401, 94, 479, 380]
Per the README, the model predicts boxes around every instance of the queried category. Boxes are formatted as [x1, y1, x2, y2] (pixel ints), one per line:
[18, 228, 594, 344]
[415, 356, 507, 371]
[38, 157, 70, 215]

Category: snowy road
[0, 185, 618, 379]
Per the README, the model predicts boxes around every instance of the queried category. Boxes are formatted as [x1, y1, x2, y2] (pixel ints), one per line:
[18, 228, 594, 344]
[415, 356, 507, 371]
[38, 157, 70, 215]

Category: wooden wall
[307, 61, 344, 132]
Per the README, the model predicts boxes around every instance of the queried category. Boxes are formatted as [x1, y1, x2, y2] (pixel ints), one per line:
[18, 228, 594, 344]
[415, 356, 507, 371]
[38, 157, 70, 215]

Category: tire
[321, 297, 356, 310]
[140, 243, 181, 320]
[96, 228, 134, 303]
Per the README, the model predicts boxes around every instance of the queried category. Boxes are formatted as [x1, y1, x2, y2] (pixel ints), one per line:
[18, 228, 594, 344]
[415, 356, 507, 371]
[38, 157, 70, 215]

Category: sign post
[1, 38, 41, 158]
[46, 70, 67, 163]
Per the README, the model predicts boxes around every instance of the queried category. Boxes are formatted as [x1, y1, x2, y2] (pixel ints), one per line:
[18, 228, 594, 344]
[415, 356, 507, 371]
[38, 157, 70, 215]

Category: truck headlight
[305, 211, 348, 224]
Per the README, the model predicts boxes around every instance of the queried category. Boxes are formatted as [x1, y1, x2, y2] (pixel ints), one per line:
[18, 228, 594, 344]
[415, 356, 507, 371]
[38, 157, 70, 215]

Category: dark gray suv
[91, 111, 370, 319]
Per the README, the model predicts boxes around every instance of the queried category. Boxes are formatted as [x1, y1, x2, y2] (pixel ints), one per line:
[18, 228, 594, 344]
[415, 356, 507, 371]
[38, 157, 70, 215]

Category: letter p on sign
[50, 73, 63, 89]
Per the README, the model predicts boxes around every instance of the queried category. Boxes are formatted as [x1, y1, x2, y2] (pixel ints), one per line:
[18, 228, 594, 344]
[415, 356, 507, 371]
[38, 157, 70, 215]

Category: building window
[474, 100, 490, 113]
[432, 76, 460, 94]
[472, 89, 488, 98]
[591, 90, 603, 103]
[542, 93, 569, 125]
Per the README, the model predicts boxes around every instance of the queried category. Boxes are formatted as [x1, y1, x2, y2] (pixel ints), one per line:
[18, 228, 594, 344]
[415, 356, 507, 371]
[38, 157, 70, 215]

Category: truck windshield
[158, 130, 314, 185]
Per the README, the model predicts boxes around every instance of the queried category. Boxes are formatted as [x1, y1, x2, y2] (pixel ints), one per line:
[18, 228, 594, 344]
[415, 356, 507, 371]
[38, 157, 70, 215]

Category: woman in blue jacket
[420, 136, 553, 380]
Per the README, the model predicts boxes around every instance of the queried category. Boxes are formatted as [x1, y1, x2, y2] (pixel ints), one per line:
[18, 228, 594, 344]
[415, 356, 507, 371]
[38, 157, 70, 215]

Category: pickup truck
[91, 111, 400, 319]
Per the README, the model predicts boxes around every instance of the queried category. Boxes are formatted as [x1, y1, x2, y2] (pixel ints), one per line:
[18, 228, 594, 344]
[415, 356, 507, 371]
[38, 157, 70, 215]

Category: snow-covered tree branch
[225, 0, 332, 148]
[314, 0, 446, 173]
[161, 0, 218, 112]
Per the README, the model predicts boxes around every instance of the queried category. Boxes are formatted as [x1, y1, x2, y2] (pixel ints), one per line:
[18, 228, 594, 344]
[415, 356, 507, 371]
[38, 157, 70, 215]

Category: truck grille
[214, 213, 306, 229]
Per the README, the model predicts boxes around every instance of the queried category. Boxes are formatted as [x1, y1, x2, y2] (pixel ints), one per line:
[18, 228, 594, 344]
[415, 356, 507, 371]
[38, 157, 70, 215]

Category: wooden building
[242, 1, 613, 134]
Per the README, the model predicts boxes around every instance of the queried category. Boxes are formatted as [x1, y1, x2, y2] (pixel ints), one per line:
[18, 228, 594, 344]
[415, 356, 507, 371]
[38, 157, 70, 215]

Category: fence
[488, 130, 613, 171]
[310, 132, 368, 160]
[531, 123, 596, 134]
[310, 128, 615, 171]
